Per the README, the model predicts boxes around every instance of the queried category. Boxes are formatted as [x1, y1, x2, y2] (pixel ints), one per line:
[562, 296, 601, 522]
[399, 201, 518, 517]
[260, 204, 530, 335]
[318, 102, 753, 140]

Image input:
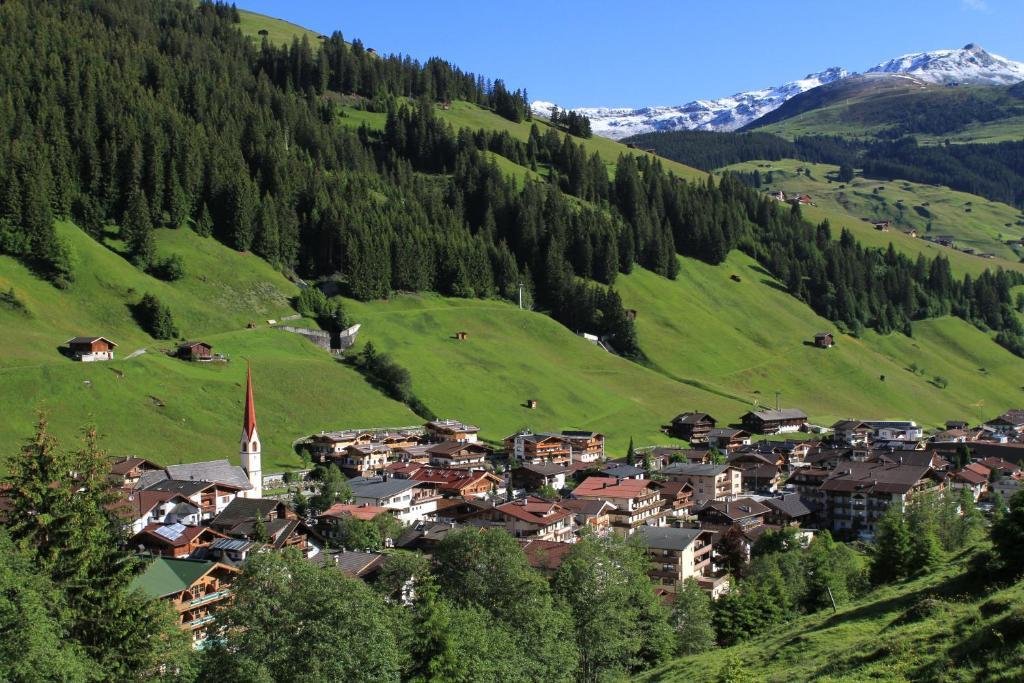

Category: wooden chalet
[65, 336, 117, 362]
[466, 496, 576, 542]
[813, 332, 834, 348]
[425, 419, 480, 443]
[426, 441, 489, 469]
[669, 412, 717, 444]
[108, 456, 162, 488]
[707, 428, 751, 451]
[131, 557, 239, 648]
[131, 522, 227, 559]
[741, 408, 808, 435]
[176, 341, 213, 361]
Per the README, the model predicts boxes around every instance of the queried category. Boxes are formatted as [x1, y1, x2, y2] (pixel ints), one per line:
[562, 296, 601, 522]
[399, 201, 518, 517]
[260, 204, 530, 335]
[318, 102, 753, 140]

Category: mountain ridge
[535, 44, 1024, 139]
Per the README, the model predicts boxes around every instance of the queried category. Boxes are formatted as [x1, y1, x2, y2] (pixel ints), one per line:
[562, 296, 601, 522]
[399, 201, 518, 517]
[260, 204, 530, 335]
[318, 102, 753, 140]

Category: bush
[149, 253, 185, 281]
[0, 287, 29, 315]
[295, 286, 328, 318]
[133, 293, 178, 339]
[352, 342, 434, 419]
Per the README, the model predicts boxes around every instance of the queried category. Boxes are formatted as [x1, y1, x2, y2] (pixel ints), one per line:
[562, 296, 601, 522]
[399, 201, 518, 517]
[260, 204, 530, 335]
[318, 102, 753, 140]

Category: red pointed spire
[243, 365, 257, 441]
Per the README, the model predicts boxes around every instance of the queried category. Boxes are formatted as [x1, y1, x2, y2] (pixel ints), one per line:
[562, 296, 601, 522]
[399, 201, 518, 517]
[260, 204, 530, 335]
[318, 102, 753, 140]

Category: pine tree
[626, 436, 636, 466]
[122, 189, 155, 267]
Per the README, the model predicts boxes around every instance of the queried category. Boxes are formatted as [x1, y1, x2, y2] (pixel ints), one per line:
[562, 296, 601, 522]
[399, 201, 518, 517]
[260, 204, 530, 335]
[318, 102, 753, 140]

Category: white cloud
[962, 0, 989, 11]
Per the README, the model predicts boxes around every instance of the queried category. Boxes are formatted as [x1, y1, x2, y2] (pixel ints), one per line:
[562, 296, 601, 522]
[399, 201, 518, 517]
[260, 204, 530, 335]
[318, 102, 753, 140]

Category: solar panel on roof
[153, 522, 187, 541]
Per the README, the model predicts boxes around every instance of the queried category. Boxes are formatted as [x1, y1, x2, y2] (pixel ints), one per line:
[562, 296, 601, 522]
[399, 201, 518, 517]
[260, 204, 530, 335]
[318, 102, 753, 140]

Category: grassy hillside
[0, 222, 415, 471]
[641, 548, 1024, 682]
[719, 159, 1024, 261]
[344, 294, 748, 453]
[237, 9, 322, 46]
[617, 252, 1024, 429]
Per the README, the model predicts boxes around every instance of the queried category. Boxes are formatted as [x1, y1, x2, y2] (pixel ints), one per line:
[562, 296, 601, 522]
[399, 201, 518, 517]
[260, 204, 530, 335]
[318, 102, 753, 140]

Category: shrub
[133, 293, 178, 339]
[149, 253, 185, 281]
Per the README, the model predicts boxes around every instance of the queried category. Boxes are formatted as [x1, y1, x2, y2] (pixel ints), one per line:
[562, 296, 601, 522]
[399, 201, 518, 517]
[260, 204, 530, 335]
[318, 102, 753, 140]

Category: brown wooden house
[66, 336, 117, 362]
[177, 341, 213, 361]
[669, 413, 717, 444]
[814, 332, 834, 348]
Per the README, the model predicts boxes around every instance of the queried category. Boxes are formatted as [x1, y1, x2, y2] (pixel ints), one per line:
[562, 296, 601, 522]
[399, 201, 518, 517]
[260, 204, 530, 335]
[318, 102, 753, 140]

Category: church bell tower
[240, 365, 262, 498]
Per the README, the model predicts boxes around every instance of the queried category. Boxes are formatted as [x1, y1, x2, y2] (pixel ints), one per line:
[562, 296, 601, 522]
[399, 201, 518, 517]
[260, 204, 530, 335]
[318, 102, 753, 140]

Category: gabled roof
[319, 503, 390, 521]
[178, 340, 212, 350]
[494, 496, 571, 526]
[744, 408, 808, 422]
[635, 526, 711, 551]
[143, 479, 214, 497]
[426, 419, 479, 432]
[697, 497, 771, 521]
[165, 460, 252, 490]
[350, 476, 420, 500]
[109, 457, 161, 476]
[121, 491, 196, 519]
[134, 523, 224, 548]
[954, 468, 988, 485]
[66, 336, 117, 346]
[521, 539, 574, 571]
[320, 549, 386, 578]
[708, 428, 749, 439]
[672, 412, 715, 425]
[661, 462, 733, 477]
[601, 464, 646, 478]
[976, 456, 1020, 474]
[762, 494, 813, 519]
[820, 462, 932, 494]
[131, 557, 237, 599]
[211, 498, 284, 529]
[427, 441, 489, 457]
[518, 463, 570, 476]
[831, 419, 870, 431]
[573, 476, 657, 499]
[558, 498, 616, 515]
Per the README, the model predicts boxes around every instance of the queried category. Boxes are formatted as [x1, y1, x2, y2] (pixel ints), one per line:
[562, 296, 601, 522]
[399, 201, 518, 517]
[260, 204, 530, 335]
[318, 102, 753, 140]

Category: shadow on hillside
[759, 278, 790, 294]
[748, 264, 774, 278]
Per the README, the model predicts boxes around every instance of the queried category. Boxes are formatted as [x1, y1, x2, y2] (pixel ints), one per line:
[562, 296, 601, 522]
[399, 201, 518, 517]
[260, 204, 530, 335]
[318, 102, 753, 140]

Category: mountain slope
[617, 253, 1024, 429]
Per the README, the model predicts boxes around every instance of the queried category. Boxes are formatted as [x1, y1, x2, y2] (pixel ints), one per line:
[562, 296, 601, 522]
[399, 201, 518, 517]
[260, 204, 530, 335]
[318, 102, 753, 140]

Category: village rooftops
[661, 462, 733, 477]
[521, 539, 574, 573]
[634, 525, 711, 551]
[988, 410, 1024, 427]
[708, 428, 748, 438]
[831, 419, 870, 430]
[953, 468, 988, 485]
[210, 498, 283, 529]
[519, 463, 571, 476]
[109, 456, 160, 476]
[558, 498, 617, 515]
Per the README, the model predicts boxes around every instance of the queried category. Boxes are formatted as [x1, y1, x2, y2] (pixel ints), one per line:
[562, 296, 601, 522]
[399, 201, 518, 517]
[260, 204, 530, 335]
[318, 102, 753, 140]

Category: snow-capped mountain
[534, 44, 1024, 139]
[532, 67, 848, 139]
[866, 43, 1024, 85]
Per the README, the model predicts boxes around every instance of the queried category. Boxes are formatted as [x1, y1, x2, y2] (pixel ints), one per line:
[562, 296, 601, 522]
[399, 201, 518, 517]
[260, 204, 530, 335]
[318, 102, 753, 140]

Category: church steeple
[240, 365, 262, 498]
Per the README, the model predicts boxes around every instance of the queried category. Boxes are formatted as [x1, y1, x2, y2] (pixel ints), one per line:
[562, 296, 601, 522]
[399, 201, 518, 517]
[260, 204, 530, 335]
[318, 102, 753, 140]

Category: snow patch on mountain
[534, 44, 1024, 139]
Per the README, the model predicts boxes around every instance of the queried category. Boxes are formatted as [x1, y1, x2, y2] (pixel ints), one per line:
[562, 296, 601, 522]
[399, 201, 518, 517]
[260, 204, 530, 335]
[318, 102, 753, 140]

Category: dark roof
[697, 497, 771, 520]
[662, 463, 732, 477]
[519, 463, 570, 476]
[831, 420, 870, 431]
[130, 558, 232, 599]
[142, 479, 213, 496]
[66, 336, 117, 346]
[744, 409, 808, 422]
[165, 460, 252, 490]
[820, 462, 932, 494]
[635, 526, 709, 551]
[109, 457, 160, 476]
[763, 494, 813, 518]
[672, 412, 715, 425]
[350, 476, 420, 499]
[602, 464, 646, 478]
[211, 498, 283, 528]
[521, 540, 574, 572]
[558, 498, 616, 515]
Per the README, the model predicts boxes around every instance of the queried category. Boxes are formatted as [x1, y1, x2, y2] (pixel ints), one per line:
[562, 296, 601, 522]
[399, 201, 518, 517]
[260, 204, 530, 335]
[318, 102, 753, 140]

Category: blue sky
[240, 0, 1024, 108]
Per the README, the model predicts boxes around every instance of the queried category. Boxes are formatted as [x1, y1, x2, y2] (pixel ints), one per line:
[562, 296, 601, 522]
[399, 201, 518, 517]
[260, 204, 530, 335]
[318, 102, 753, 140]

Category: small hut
[814, 332, 835, 349]
[455, 331, 468, 341]
[526, 399, 538, 410]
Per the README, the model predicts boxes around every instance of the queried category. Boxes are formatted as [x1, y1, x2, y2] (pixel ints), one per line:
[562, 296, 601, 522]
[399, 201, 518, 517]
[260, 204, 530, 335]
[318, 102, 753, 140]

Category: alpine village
[3, 1, 1024, 682]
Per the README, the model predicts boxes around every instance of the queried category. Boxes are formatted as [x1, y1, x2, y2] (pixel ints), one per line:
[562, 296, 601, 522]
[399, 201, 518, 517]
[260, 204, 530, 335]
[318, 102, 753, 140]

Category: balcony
[188, 614, 216, 629]
[189, 589, 232, 608]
